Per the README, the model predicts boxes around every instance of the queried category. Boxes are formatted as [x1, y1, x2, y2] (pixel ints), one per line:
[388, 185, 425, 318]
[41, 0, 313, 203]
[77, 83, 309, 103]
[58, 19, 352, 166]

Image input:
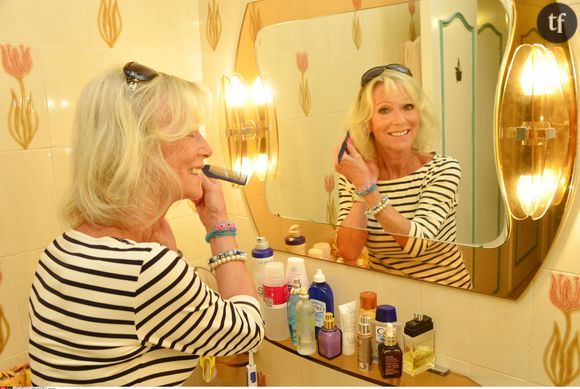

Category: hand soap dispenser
[403, 313, 435, 376]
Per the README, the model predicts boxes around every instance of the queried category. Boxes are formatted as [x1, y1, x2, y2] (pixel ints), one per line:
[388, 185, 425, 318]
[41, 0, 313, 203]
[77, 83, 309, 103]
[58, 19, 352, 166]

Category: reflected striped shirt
[338, 154, 472, 289]
[28, 229, 264, 386]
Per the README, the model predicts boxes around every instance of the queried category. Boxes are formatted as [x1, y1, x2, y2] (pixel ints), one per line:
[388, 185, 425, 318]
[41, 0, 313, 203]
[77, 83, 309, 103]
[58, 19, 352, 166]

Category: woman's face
[369, 83, 419, 154]
[164, 128, 212, 201]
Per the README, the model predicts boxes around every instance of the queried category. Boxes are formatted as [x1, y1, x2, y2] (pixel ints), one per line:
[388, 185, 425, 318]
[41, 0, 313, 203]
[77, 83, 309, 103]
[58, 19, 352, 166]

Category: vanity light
[498, 43, 575, 220]
[218, 73, 278, 182]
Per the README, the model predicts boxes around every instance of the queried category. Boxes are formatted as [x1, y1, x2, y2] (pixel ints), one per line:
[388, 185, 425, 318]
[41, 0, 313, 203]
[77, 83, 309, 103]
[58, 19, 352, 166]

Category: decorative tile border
[98, 0, 122, 48]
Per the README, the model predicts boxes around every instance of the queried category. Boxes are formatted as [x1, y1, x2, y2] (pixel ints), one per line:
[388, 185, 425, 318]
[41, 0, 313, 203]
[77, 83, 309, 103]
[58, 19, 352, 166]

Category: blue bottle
[308, 268, 334, 338]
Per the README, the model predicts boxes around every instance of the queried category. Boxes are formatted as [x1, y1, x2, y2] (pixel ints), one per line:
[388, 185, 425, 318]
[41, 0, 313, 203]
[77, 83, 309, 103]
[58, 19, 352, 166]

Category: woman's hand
[193, 172, 230, 231]
[334, 142, 378, 187]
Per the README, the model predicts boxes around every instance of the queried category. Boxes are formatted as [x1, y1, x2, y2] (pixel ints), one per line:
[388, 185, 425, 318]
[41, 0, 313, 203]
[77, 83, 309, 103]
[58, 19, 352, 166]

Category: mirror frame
[234, 0, 576, 299]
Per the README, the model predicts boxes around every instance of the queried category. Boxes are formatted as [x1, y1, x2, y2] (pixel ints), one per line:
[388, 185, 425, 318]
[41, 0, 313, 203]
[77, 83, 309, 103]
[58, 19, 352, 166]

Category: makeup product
[373, 305, 402, 362]
[287, 278, 302, 345]
[378, 323, 402, 379]
[308, 269, 334, 337]
[262, 262, 290, 341]
[317, 312, 342, 359]
[337, 130, 350, 162]
[285, 257, 309, 290]
[295, 288, 316, 355]
[356, 314, 372, 372]
[202, 164, 248, 186]
[403, 313, 435, 376]
[338, 300, 357, 355]
[285, 224, 306, 255]
[250, 237, 273, 309]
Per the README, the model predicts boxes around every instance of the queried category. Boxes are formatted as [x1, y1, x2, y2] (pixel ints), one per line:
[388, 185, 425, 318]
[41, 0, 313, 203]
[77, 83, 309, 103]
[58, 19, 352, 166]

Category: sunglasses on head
[123, 61, 159, 90]
[360, 63, 413, 87]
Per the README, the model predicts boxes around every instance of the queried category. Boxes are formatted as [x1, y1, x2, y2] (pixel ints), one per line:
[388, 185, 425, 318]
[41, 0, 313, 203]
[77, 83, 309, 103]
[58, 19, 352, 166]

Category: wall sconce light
[218, 73, 278, 182]
[498, 43, 575, 220]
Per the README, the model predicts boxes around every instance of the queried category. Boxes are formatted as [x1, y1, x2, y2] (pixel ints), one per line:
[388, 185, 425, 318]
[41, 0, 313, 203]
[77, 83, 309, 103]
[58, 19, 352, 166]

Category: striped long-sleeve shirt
[338, 154, 472, 289]
[28, 229, 264, 386]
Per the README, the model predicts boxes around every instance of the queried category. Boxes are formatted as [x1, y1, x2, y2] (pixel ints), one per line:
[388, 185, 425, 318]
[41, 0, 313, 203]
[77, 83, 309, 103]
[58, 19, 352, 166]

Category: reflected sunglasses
[360, 63, 413, 87]
[123, 61, 159, 90]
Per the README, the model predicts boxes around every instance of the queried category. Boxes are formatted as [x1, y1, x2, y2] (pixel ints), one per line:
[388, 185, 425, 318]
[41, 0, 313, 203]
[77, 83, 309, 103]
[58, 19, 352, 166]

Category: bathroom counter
[267, 338, 479, 386]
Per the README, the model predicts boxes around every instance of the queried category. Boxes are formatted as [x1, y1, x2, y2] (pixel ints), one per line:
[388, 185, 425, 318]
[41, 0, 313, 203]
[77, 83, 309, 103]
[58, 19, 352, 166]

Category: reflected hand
[334, 142, 378, 187]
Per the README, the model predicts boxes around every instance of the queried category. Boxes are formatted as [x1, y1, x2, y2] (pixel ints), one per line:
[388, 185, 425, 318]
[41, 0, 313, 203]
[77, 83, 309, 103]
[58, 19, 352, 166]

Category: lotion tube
[338, 300, 357, 355]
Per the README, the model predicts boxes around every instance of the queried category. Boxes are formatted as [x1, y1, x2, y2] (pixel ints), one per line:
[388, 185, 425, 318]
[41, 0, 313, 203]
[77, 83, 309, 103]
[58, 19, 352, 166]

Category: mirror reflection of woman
[335, 65, 472, 289]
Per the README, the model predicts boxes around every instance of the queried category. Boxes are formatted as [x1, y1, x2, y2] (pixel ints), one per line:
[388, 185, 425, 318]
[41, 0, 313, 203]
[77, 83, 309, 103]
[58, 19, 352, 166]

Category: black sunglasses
[123, 61, 159, 90]
[360, 63, 413, 87]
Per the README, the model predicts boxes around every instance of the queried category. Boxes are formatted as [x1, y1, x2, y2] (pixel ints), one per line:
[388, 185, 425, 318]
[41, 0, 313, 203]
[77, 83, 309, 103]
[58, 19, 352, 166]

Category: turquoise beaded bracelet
[355, 180, 378, 197]
[205, 222, 237, 243]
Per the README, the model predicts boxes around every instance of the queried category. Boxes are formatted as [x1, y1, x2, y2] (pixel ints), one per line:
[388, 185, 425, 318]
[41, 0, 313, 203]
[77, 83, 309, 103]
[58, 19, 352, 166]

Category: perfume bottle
[403, 313, 435, 376]
[356, 314, 372, 372]
[317, 312, 342, 359]
[378, 323, 402, 379]
[295, 288, 316, 355]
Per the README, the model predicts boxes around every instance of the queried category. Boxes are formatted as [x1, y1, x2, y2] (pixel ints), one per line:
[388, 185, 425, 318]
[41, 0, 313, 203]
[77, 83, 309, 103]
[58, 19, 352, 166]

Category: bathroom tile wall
[1, 1, 579, 388]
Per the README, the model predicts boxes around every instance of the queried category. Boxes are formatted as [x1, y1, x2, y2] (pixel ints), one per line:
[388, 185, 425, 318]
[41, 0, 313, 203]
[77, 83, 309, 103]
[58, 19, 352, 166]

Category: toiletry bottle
[378, 323, 402, 379]
[317, 312, 342, 359]
[308, 268, 334, 337]
[285, 257, 309, 290]
[285, 224, 306, 255]
[373, 304, 402, 363]
[295, 287, 316, 355]
[359, 291, 377, 324]
[251, 237, 274, 307]
[338, 300, 357, 356]
[403, 313, 435, 376]
[262, 261, 290, 340]
[287, 278, 302, 345]
[356, 314, 372, 372]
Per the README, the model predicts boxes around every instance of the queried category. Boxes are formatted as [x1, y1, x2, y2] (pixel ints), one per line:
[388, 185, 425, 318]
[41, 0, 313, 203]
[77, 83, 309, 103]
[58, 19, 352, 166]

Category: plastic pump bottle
[251, 237, 274, 307]
[308, 268, 334, 337]
[295, 287, 316, 355]
[287, 278, 302, 345]
[285, 224, 306, 255]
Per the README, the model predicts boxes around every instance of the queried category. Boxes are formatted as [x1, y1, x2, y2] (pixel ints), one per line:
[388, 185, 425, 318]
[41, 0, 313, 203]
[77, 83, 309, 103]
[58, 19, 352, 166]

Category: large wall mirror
[234, 0, 574, 299]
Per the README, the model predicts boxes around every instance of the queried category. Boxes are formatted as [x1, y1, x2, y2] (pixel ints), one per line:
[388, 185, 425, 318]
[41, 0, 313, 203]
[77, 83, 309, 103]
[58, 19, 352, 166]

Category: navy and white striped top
[28, 229, 264, 386]
[338, 154, 472, 289]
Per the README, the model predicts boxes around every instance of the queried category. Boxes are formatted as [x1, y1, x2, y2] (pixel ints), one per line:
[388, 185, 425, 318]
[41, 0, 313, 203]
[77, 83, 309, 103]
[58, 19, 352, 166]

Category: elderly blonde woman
[335, 64, 472, 289]
[28, 62, 264, 386]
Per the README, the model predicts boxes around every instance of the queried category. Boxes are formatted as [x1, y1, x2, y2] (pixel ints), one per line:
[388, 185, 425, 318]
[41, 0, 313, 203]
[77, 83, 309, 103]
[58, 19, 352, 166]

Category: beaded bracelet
[205, 222, 237, 243]
[355, 180, 378, 197]
[365, 195, 390, 217]
[208, 249, 247, 271]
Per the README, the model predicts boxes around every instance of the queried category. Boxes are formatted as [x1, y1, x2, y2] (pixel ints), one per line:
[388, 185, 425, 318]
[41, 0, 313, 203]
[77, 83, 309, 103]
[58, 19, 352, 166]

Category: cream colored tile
[0, 150, 61, 254]
[233, 215, 258, 254]
[169, 214, 210, 269]
[420, 282, 472, 361]
[11, 250, 41, 341]
[528, 269, 580, 387]
[0, 190, 10, 258]
[469, 363, 538, 386]
[0, 1, 43, 44]
[43, 47, 92, 147]
[433, 354, 469, 378]
[35, 0, 89, 46]
[50, 147, 73, 230]
[0, 351, 29, 373]
[0, 256, 27, 360]
[468, 290, 532, 378]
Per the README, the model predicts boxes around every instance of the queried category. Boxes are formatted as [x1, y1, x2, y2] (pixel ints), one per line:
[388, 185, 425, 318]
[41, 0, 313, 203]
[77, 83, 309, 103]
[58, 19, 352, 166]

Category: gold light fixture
[218, 73, 278, 182]
[498, 43, 575, 220]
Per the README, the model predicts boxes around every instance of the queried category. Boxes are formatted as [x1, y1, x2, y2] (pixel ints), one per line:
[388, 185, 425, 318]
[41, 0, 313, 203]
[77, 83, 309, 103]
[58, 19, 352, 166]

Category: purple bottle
[317, 312, 342, 359]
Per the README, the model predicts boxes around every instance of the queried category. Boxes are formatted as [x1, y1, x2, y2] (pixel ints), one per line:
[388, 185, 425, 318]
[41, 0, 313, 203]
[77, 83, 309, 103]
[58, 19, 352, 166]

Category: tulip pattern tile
[97, 0, 122, 48]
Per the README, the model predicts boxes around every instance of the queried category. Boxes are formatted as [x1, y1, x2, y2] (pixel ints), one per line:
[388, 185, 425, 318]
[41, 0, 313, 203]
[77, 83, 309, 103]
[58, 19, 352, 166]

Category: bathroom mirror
[235, 0, 575, 299]
[256, 0, 508, 247]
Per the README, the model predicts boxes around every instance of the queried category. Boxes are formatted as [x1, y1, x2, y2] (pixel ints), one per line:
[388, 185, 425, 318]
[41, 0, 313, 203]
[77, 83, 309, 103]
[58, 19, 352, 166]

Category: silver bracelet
[365, 195, 390, 217]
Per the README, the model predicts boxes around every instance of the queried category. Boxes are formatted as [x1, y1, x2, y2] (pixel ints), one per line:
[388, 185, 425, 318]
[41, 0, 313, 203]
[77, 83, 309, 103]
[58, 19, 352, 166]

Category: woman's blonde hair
[348, 69, 440, 161]
[63, 65, 211, 230]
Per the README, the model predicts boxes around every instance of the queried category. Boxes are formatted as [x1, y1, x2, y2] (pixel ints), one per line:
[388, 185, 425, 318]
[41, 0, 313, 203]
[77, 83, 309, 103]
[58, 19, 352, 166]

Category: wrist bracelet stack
[208, 249, 247, 271]
[355, 179, 378, 197]
[365, 195, 390, 217]
[205, 222, 237, 243]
